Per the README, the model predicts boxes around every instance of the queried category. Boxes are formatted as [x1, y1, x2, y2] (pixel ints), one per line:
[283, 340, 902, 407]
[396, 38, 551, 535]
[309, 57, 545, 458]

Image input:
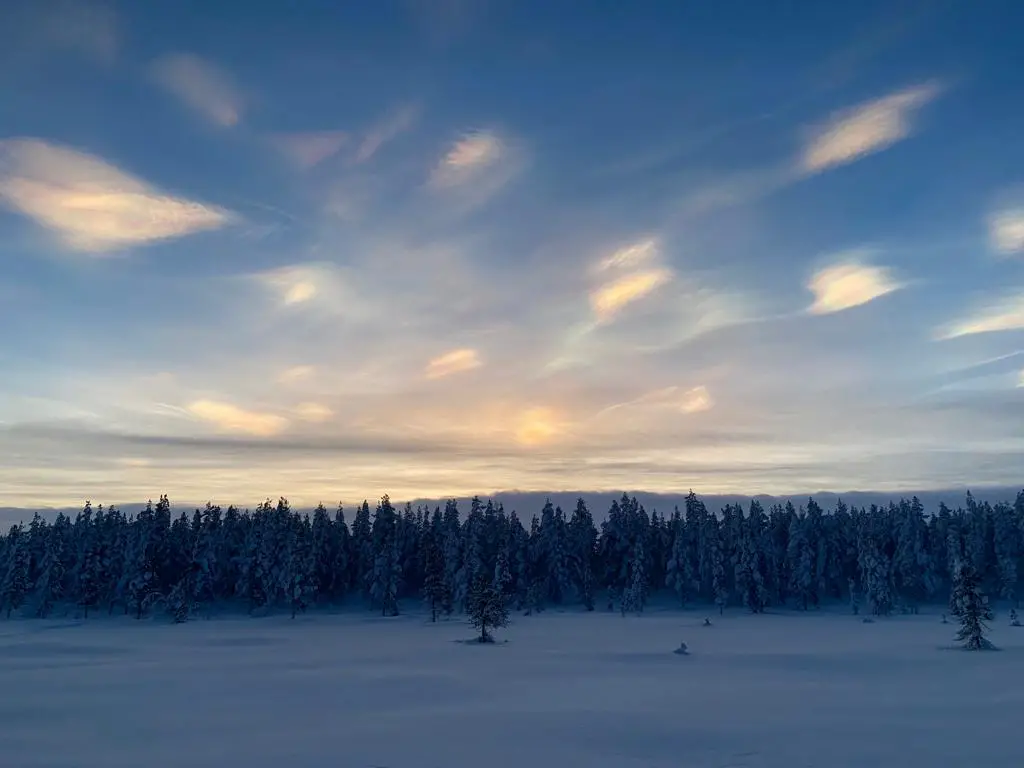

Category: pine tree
[950, 560, 994, 650]
[467, 573, 509, 643]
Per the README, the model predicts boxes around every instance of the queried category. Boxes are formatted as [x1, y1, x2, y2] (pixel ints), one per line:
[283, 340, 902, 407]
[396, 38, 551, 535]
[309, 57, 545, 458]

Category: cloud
[256, 265, 325, 307]
[937, 295, 1024, 340]
[430, 130, 504, 188]
[186, 399, 288, 437]
[596, 238, 658, 272]
[152, 53, 243, 127]
[278, 365, 316, 384]
[595, 385, 714, 419]
[807, 256, 901, 314]
[0, 138, 230, 252]
[270, 131, 348, 169]
[800, 82, 941, 173]
[425, 348, 482, 379]
[590, 269, 673, 322]
[1019, 371, 1024, 388]
[294, 402, 333, 423]
[989, 208, 1024, 255]
[680, 385, 714, 414]
[587, 239, 674, 323]
[353, 105, 418, 164]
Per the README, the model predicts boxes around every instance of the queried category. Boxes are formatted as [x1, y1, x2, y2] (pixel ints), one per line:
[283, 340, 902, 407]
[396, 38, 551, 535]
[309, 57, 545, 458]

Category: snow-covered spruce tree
[165, 563, 198, 623]
[735, 501, 769, 613]
[708, 519, 728, 615]
[310, 503, 336, 603]
[950, 560, 994, 650]
[2, 526, 30, 618]
[568, 497, 597, 611]
[494, 549, 512, 601]
[621, 537, 647, 616]
[422, 532, 448, 622]
[370, 496, 401, 617]
[284, 515, 316, 618]
[34, 525, 67, 618]
[467, 572, 509, 643]
[992, 501, 1020, 607]
[665, 507, 691, 607]
[787, 513, 815, 610]
[351, 500, 374, 600]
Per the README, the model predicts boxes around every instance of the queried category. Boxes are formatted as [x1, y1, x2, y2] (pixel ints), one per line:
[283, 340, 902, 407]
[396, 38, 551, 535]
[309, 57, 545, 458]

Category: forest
[1, 490, 1021, 623]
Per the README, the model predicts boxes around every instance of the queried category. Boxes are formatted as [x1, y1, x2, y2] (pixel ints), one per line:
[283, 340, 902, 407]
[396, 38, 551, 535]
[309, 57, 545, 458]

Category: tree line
[1, 490, 1021, 624]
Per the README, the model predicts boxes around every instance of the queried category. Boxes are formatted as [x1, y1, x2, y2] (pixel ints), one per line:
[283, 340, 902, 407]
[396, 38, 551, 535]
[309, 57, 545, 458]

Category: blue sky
[2, 0, 1023, 508]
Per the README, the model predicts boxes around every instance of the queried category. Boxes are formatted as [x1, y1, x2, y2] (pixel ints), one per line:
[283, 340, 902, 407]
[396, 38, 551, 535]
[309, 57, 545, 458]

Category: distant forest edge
[1, 489, 1022, 623]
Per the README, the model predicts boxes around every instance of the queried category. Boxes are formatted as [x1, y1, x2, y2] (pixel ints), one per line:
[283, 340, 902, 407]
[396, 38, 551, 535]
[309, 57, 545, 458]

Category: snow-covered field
[2, 607, 1021, 768]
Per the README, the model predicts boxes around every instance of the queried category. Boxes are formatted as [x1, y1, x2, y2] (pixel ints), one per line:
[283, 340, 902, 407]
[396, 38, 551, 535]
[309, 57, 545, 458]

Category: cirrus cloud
[152, 53, 243, 128]
[937, 295, 1024, 340]
[0, 138, 230, 252]
[425, 348, 482, 379]
[186, 399, 288, 437]
[800, 82, 941, 174]
[989, 208, 1024, 255]
[429, 129, 505, 188]
[807, 256, 901, 315]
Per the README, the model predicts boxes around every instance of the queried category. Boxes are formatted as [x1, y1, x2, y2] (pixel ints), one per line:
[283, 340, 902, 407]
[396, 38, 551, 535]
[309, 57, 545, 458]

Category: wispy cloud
[989, 208, 1024, 255]
[800, 82, 941, 174]
[429, 130, 504, 188]
[0, 138, 230, 252]
[426, 129, 524, 213]
[590, 269, 673, 322]
[596, 238, 658, 272]
[588, 238, 673, 323]
[937, 295, 1024, 340]
[807, 255, 901, 314]
[681, 385, 714, 414]
[425, 348, 482, 379]
[186, 399, 288, 437]
[596, 384, 714, 418]
[294, 402, 333, 423]
[152, 53, 243, 128]
[353, 105, 418, 164]
[1018, 371, 1024, 388]
[257, 264, 331, 307]
[270, 131, 348, 169]
[278, 365, 316, 384]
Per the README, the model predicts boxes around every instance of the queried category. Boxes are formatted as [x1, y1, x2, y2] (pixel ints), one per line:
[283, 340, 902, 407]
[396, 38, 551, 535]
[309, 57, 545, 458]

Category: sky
[1, 0, 1023, 509]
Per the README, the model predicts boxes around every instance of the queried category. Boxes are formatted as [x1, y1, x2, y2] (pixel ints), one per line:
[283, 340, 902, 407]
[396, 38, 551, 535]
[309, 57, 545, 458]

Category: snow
[2, 607, 1022, 768]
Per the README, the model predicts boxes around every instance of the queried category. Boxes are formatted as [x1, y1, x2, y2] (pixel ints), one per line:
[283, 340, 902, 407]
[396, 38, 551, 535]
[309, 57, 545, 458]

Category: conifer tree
[467, 572, 509, 643]
[2, 526, 30, 618]
[950, 560, 994, 650]
[34, 526, 66, 618]
[422, 532, 447, 622]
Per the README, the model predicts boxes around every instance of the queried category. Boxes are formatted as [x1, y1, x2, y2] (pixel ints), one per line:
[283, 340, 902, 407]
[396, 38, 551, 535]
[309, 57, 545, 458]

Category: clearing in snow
[1, 607, 1021, 768]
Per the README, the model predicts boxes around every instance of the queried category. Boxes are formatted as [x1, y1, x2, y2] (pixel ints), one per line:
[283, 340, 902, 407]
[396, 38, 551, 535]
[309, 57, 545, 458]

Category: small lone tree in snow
[467, 573, 508, 643]
[950, 561, 994, 650]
